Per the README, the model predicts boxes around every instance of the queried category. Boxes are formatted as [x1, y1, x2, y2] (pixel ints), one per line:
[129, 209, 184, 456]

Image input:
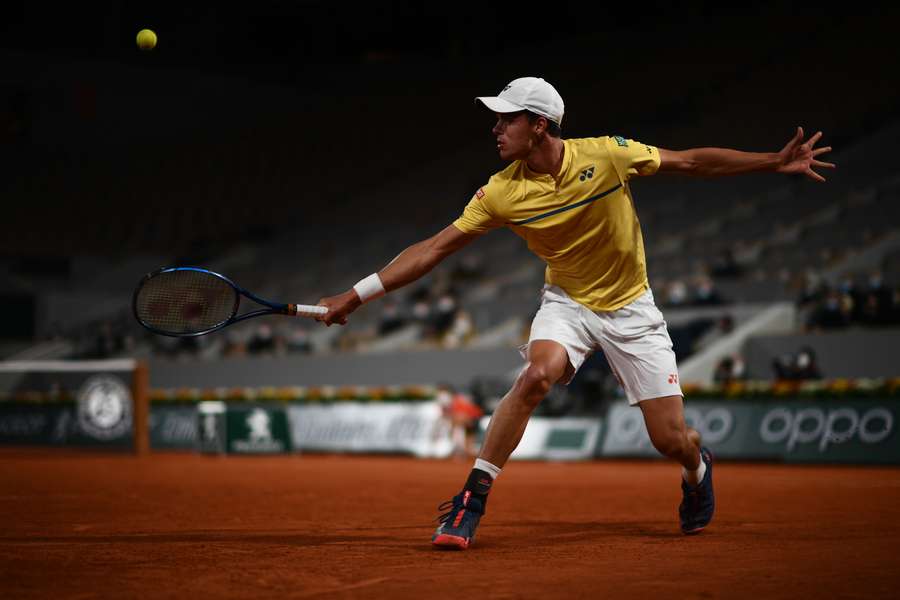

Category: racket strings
[135, 270, 237, 335]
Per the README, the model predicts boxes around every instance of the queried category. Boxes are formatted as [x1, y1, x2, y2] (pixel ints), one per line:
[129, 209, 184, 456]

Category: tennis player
[316, 77, 834, 549]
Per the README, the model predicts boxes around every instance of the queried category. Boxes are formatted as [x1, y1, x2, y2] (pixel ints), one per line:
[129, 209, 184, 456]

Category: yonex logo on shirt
[579, 166, 595, 182]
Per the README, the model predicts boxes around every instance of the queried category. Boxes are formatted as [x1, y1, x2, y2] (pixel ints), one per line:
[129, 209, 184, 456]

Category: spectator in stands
[793, 346, 823, 380]
[859, 291, 886, 326]
[772, 352, 795, 380]
[837, 275, 864, 321]
[860, 271, 893, 325]
[223, 328, 247, 357]
[693, 275, 724, 305]
[286, 327, 312, 354]
[451, 252, 486, 283]
[798, 268, 827, 307]
[247, 323, 276, 355]
[666, 278, 689, 306]
[377, 297, 407, 335]
[713, 354, 746, 385]
[772, 346, 822, 380]
[408, 285, 431, 328]
[710, 248, 742, 278]
[806, 289, 853, 330]
[442, 308, 474, 349]
[430, 290, 459, 337]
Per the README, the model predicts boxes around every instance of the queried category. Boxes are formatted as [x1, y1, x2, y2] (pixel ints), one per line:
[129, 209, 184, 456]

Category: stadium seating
[3, 13, 899, 395]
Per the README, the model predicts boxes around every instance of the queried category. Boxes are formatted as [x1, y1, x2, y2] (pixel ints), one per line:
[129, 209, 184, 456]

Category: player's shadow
[489, 519, 684, 543]
[2, 531, 386, 547]
[3, 521, 683, 552]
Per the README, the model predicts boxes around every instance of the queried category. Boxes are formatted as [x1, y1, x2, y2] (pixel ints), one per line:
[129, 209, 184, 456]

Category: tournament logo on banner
[227, 406, 291, 454]
[76, 375, 133, 441]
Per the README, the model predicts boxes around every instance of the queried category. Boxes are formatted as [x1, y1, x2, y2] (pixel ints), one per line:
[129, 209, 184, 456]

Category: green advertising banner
[0, 362, 138, 450]
[226, 404, 291, 454]
[600, 399, 899, 464]
[0, 403, 65, 445]
[149, 404, 198, 450]
[752, 400, 898, 464]
[0, 403, 132, 448]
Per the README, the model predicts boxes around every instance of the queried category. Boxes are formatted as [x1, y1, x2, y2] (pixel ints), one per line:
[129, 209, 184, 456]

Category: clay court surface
[1, 450, 899, 599]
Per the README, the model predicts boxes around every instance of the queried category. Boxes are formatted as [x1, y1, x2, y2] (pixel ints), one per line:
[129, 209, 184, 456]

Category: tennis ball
[136, 29, 157, 50]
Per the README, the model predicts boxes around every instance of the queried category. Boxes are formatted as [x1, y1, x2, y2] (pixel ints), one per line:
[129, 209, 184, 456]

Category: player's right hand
[315, 290, 360, 326]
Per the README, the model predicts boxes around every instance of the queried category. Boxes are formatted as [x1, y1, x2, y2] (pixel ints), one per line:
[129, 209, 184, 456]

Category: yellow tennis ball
[136, 29, 157, 50]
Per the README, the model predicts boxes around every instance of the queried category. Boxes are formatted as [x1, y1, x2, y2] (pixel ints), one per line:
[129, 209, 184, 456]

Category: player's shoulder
[478, 161, 524, 197]
[491, 160, 525, 184]
[565, 135, 613, 150]
[563, 136, 617, 161]
[566, 135, 639, 146]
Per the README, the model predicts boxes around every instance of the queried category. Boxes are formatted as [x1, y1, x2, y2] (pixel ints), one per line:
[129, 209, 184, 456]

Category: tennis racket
[132, 266, 327, 337]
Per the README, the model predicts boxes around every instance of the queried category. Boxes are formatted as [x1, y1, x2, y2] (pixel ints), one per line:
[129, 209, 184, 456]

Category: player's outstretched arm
[316, 224, 479, 326]
[657, 127, 835, 181]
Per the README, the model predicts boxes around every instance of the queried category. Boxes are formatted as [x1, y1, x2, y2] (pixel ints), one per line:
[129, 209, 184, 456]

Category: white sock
[474, 458, 501, 480]
[682, 457, 707, 486]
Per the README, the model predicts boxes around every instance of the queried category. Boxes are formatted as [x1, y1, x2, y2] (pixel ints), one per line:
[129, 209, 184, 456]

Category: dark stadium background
[2, 2, 899, 402]
[3, 5, 900, 598]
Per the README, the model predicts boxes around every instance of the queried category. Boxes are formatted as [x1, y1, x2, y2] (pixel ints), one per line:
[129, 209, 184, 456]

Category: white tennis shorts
[520, 285, 683, 405]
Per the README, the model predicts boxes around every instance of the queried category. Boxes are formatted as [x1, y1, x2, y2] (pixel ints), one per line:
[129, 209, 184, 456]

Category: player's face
[492, 112, 535, 161]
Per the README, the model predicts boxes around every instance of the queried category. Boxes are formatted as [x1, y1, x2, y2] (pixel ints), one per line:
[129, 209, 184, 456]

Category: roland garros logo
[77, 375, 133, 440]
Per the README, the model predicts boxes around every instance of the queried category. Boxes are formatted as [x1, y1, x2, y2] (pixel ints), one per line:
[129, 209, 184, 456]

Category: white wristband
[353, 273, 386, 303]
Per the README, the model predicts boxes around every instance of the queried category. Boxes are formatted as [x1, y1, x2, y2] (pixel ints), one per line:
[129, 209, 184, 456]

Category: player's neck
[525, 137, 565, 177]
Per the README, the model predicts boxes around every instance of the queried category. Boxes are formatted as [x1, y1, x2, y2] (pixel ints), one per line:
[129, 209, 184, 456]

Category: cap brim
[474, 96, 525, 114]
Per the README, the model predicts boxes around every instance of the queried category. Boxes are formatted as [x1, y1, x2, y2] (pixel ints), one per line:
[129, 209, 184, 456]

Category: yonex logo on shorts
[668, 374, 679, 384]
[579, 166, 595, 182]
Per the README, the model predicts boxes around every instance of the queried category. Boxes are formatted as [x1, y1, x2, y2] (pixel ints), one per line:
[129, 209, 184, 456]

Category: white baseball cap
[475, 77, 564, 126]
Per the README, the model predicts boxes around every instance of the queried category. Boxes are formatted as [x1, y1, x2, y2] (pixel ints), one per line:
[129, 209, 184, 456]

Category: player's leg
[594, 288, 715, 534]
[432, 340, 573, 549]
[432, 286, 591, 549]
[639, 394, 714, 534]
[478, 339, 573, 467]
[639, 395, 701, 472]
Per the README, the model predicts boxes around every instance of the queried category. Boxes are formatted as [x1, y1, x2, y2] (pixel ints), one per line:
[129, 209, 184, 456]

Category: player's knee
[648, 427, 687, 459]
[516, 363, 554, 408]
[686, 427, 701, 449]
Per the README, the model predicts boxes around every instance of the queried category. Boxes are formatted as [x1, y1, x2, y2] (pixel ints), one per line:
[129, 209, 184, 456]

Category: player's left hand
[775, 126, 836, 182]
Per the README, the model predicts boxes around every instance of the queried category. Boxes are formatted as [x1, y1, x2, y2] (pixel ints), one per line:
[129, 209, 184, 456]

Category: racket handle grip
[290, 304, 328, 318]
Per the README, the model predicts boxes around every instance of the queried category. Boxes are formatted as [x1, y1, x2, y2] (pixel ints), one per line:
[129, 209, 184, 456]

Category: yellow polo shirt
[453, 136, 660, 311]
